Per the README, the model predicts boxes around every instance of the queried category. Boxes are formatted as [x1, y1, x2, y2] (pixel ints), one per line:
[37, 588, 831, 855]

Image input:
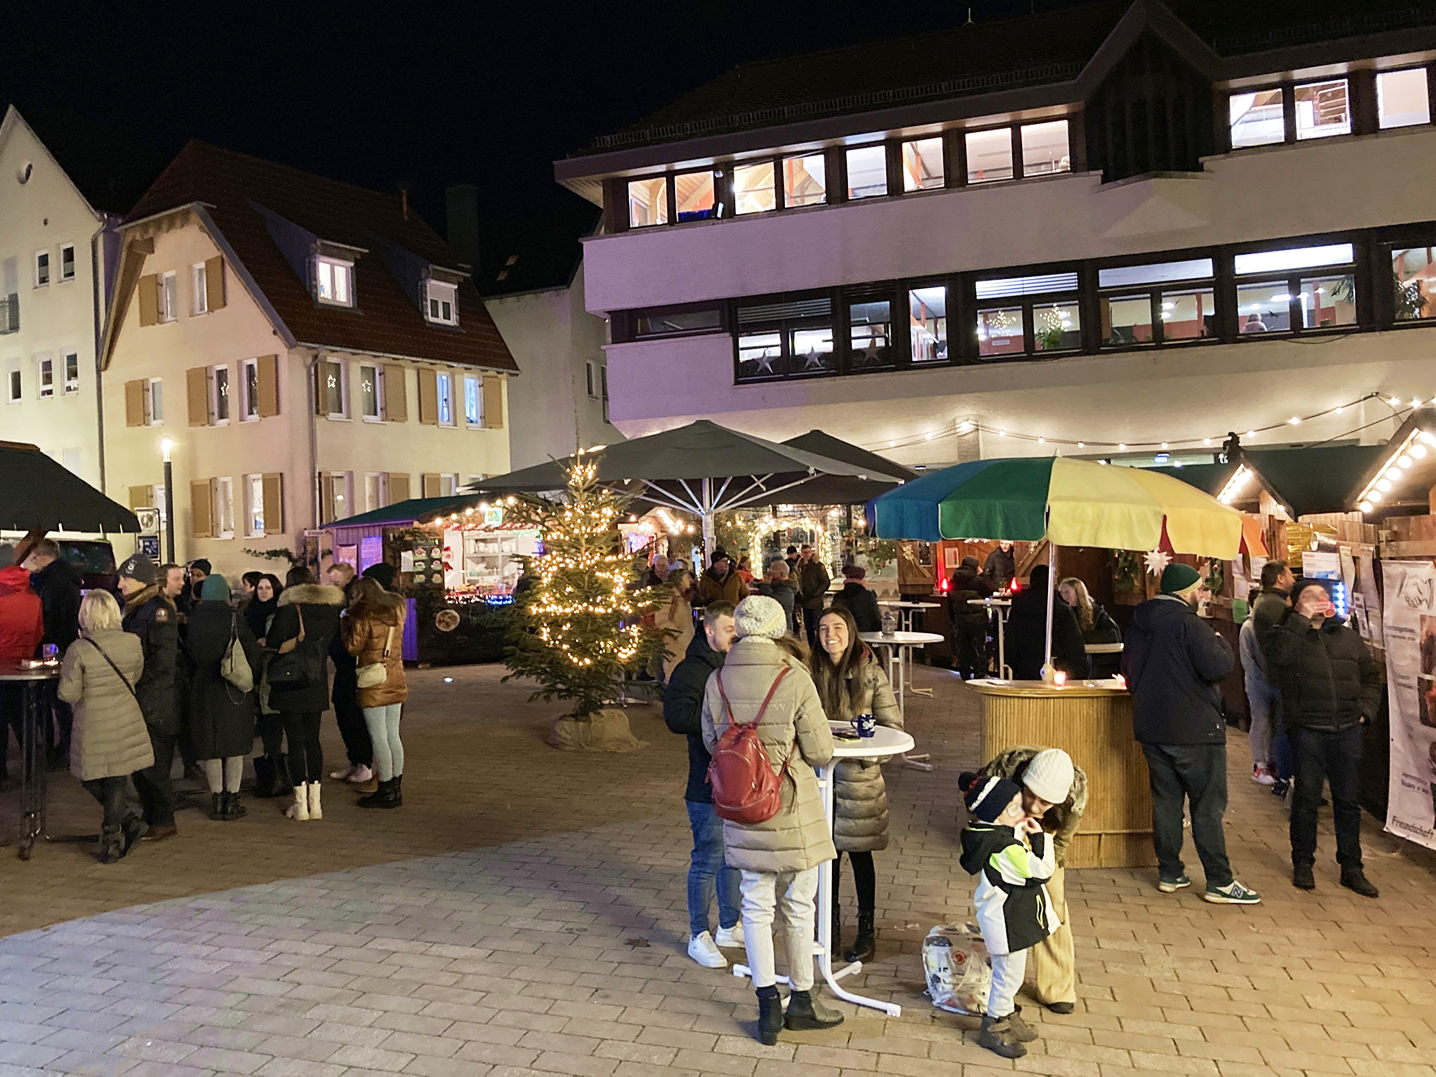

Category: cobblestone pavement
[1, 663, 1435, 1076]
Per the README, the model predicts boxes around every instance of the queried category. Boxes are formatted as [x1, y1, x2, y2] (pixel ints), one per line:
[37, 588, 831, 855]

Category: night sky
[2, 0, 1084, 230]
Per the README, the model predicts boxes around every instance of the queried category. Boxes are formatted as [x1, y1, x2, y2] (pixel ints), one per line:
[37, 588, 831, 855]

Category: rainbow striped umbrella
[868, 456, 1241, 556]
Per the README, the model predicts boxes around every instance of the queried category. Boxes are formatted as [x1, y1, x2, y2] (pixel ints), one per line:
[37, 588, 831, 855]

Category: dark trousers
[955, 626, 987, 680]
[802, 607, 821, 649]
[1290, 724, 1364, 870]
[1271, 727, 1294, 782]
[333, 680, 372, 768]
[47, 689, 73, 761]
[1141, 741, 1233, 887]
[257, 711, 284, 757]
[82, 775, 133, 832]
[132, 728, 177, 827]
[831, 849, 876, 914]
[0, 683, 26, 780]
[282, 711, 323, 784]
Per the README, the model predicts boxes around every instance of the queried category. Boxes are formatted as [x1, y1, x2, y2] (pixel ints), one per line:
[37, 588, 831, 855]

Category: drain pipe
[308, 351, 322, 529]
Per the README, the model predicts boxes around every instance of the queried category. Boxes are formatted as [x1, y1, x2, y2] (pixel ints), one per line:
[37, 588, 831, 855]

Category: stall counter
[969, 679, 1155, 869]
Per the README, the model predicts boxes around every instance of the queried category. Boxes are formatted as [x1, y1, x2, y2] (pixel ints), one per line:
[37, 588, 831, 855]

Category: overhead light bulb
[1161, 442, 1169, 450]
[1077, 442, 1085, 448]
[1377, 478, 1393, 491]
[1289, 416, 1301, 425]
[1423, 430, 1436, 446]
[1414, 399, 1425, 408]
[1413, 443, 1428, 459]
[888, 440, 895, 447]
[1359, 500, 1373, 513]
[1385, 468, 1401, 481]
[1335, 405, 1345, 414]
[998, 430, 1006, 437]
[925, 432, 934, 440]
[1369, 489, 1384, 502]
[1037, 437, 1045, 444]
[1400, 455, 1414, 468]
[1203, 437, 1212, 446]
[1118, 443, 1127, 451]
[1390, 396, 1402, 406]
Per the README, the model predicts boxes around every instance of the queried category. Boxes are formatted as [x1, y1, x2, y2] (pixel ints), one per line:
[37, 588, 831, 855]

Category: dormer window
[315, 256, 354, 306]
[426, 280, 457, 325]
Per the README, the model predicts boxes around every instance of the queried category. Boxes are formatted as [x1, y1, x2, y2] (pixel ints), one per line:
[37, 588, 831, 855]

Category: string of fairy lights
[863, 390, 1425, 456]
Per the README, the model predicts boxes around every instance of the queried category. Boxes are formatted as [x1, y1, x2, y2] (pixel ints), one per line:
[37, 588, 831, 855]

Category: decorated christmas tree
[504, 453, 666, 724]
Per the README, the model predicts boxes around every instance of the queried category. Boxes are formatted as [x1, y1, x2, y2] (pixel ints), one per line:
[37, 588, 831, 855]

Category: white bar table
[861, 630, 943, 771]
[967, 597, 1013, 680]
[733, 722, 915, 1017]
[1084, 642, 1124, 655]
[878, 601, 942, 696]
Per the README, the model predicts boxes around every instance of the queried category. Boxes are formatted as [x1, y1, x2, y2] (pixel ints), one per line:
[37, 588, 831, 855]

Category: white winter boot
[307, 781, 322, 820]
[286, 785, 310, 821]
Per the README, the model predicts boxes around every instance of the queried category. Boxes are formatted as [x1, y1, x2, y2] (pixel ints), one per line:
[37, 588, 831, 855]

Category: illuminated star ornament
[1144, 549, 1171, 577]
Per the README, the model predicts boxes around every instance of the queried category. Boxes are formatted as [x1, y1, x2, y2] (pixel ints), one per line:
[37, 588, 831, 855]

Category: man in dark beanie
[1123, 563, 1258, 904]
[118, 552, 181, 840]
[362, 561, 399, 592]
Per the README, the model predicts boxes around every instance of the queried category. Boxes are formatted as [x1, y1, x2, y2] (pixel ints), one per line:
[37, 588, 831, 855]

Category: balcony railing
[0, 293, 17, 334]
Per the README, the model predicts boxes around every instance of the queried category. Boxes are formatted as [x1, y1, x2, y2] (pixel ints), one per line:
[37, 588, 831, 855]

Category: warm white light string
[865, 390, 1419, 455]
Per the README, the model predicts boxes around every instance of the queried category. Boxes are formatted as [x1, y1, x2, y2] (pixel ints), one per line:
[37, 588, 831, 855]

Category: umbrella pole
[701, 477, 715, 565]
[1043, 540, 1056, 683]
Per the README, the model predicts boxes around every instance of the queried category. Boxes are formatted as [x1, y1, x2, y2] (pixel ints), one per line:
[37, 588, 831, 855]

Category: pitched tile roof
[126, 141, 517, 373]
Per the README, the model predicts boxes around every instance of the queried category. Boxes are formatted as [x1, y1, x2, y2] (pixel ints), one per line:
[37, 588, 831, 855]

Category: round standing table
[1084, 642, 1124, 654]
[878, 601, 941, 696]
[733, 723, 916, 1017]
[860, 631, 943, 771]
[0, 661, 60, 860]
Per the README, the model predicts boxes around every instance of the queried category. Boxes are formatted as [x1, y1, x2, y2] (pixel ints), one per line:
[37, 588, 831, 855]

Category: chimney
[446, 184, 480, 272]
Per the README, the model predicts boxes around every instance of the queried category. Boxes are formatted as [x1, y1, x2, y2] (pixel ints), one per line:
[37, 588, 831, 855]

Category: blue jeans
[686, 800, 741, 937]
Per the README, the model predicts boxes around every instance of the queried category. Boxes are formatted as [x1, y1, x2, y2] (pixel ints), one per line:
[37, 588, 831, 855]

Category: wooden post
[11, 529, 46, 566]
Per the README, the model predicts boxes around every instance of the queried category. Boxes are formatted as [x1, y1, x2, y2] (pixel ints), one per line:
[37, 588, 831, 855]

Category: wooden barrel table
[969, 679, 1155, 869]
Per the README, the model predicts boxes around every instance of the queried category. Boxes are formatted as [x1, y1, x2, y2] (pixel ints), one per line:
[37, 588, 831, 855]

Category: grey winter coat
[824, 651, 902, 853]
[701, 637, 836, 873]
[57, 629, 154, 782]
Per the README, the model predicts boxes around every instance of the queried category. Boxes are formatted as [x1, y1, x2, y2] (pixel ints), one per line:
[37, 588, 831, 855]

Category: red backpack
[708, 666, 795, 824]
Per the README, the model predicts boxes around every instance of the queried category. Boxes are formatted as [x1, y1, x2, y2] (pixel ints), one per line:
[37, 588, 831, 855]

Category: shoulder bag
[221, 611, 255, 694]
[267, 605, 322, 688]
[356, 624, 394, 689]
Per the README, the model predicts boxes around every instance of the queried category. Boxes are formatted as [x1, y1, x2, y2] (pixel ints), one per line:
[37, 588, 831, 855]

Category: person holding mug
[807, 605, 901, 964]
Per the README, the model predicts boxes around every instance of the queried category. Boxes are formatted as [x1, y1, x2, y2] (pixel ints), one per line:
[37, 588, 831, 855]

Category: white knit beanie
[734, 595, 787, 639]
[1022, 748, 1075, 803]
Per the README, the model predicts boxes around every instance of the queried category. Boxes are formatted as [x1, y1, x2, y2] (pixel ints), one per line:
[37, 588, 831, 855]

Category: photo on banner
[1380, 560, 1436, 850]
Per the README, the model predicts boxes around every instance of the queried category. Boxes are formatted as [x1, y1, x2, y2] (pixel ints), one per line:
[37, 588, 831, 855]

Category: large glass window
[315, 258, 352, 306]
[847, 298, 892, 368]
[1237, 282, 1293, 333]
[976, 307, 1025, 358]
[1034, 302, 1081, 351]
[736, 295, 833, 380]
[1229, 88, 1285, 148]
[901, 138, 944, 191]
[636, 308, 722, 336]
[1101, 295, 1156, 346]
[1020, 121, 1070, 177]
[737, 331, 783, 377]
[1298, 276, 1356, 329]
[1392, 246, 1436, 320]
[976, 271, 1079, 299]
[1236, 242, 1353, 336]
[789, 327, 835, 374]
[1099, 259, 1215, 347]
[783, 154, 826, 208]
[1294, 79, 1350, 140]
[1234, 244, 1354, 275]
[360, 363, 380, 419]
[1160, 287, 1216, 341]
[1378, 69, 1431, 129]
[965, 129, 1014, 183]
[325, 359, 346, 416]
[436, 372, 454, 425]
[846, 145, 888, 199]
[627, 177, 667, 228]
[734, 161, 776, 214]
[908, 286, 947, 362]
[675, 170, 718, 222]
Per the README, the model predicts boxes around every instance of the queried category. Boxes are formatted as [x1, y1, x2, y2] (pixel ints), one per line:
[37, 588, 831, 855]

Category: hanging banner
[1380, 560, 1436, 851]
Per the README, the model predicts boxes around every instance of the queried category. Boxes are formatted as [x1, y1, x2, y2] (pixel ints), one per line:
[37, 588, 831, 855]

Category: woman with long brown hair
[343, 577, 409, 808]
[807, 605, 902, 964]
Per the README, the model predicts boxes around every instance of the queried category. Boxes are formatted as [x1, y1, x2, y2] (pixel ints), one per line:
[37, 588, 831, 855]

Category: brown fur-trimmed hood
[276, 583, 345, 608]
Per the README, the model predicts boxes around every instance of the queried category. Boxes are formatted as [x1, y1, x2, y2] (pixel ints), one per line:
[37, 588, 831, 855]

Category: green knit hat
[199, 573, 231, 601]
[1160, 563, 1203, 597]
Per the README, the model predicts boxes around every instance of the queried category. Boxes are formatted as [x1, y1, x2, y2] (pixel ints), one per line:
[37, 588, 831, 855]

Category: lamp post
[160, 437, 176, 564]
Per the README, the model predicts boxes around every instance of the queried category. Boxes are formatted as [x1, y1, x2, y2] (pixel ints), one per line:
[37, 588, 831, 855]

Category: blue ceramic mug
[852, 713, 877, 738]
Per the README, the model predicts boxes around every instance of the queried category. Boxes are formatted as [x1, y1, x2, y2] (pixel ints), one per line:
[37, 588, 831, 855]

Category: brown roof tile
[127, 141, 517, 373]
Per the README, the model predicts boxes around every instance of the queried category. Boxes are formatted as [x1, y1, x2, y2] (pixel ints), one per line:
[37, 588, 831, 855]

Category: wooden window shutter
[186, 366, 209, 426]
[124, 379, 145, 427]
[137, 274, 159, 327]
[261, 473, 284, 535]
[256, 354, 279, 417]
[388, 472, 410, 503]
[204, 255, 226, 310]
[128, 485, 150, 511]
[421, 473, 441, 498]
[382, 364, 407, 421]
[190, 479, 214, 538]
[482, 374, 504, 429]
[321, 472, 338, 525]
[416, 368, 438, 424]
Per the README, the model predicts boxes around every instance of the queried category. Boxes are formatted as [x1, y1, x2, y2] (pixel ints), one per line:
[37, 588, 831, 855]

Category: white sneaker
[715, 922, 744, 948]
[687, 931, 727, 969]
[329, 764, 356, 781]
[1252, 765, 1276, 786]
[346, 764, 373, 785]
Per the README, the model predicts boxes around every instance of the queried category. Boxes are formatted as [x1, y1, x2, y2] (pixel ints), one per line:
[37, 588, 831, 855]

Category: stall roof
[1347, 407, 1436, 513]
[0, 441, 139, 533]
[1146, 444, 1383, 518]
[325, 496, 477, 529]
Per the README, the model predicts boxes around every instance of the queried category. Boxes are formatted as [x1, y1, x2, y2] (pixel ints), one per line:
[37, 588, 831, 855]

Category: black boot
[252, 756, 275, 798]
[100, 825, 123, 864]
[784, 988, 843, 1031]
[119, 815, 148, 857]
[844, 911, 875, 964]
[224, 792, 247, 820]
[210, 793, 226, 820]
[1341, 867, 1379, 898]
[358, 778, 399, 809]
[830, 902, 842, 956]
[757, 989, 783, 1046]
[977, 1015, 1027, 1058]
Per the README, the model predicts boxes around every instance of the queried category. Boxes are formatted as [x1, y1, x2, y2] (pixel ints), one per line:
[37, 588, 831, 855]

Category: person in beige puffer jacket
[702, 595, 841, 1046]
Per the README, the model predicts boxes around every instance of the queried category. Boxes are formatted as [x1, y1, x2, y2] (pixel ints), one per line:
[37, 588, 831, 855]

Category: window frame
[1376, 66, 1433, 130]
[358, 362, 384, 422]
[210, 363, 231, 425]
[239, 357, 260, 421]
[59, 244, 76, 283]
[436, 370, 455, 426]
[844, 143, 890, 201]
[324, 358, 349, 419]
[244, 474, 266, 537]
[673, 167, 721, 222]
[315, 256, 355, 307]
[734, 290, 838, 382]
[425, 279, 458, 325]
[463, 372, 482, 426]
[899, 136, 947, 192]
[34, 250, 50, 288]
[63, 351, 79, 394]
[192, 262, 209, 315]
[906, 280, 952, 365]
[626, 302, 726, 341]
[966, 266, 1084, 363]
[963, 125, 1018, 186]
[158, 271, 178, 323]
[5, 358, 21, 403]
[328, 471, 352, 524]
[214, 475, 235, 540]
[843, 289, 900, 373]
[36, 354, 54, 398]
[1095, 256, 1218, 350]
[146, 377, 164, 425]
[626, 174, 671, 229]
[1231, 239, 1360, 338]
[364, 472, 387, 512]
[1292, 77, 1353, 142]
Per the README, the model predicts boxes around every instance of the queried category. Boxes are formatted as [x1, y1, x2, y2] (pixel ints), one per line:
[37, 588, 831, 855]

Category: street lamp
[160, 437, 176, 564]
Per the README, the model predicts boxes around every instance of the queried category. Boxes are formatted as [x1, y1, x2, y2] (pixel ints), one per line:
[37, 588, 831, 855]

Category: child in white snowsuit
[959, 772, 1059, 1059]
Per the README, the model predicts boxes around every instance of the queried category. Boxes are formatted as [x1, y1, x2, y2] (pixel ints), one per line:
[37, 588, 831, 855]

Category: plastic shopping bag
[922, 924, 992, 1015]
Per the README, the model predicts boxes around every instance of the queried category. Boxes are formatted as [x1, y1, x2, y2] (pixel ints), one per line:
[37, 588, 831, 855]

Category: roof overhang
[1348, 408, 1436, 514]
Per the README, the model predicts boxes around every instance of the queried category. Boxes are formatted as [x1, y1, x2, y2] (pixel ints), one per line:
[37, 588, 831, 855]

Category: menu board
[409, 542, 445, 588]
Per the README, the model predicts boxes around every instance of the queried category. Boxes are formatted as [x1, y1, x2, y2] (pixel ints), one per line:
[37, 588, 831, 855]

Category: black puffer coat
[663, 630, 725, 803]
[122, 587, 180, 734]
[185, 602, 260, 759]
[832, 582, 881, 634]
[949, 564, 993, 628]
[1265, 610, 1380, 733]
[1008, 587, 1086, 681]
[1121, 595, 1233, 744]
[266, 584, 344, 713]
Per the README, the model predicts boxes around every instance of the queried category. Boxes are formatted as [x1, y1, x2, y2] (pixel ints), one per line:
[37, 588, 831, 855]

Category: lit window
[845, 145, 888, 199]
[1098, 259, 1215, 288]
[464, 374, 481, 425]
[364, 473, 386, 512]
[426, 280, 457, 324]
[976, 307, 1025, 358]
[738, 331, 783, 377]
[976, 271, 1079, 299]
[59, 245, 75, 282]
[147, 378, 163, 424]
[315, 256, 354, 306]
[1020, 121, 1070, 177]
[214, 476, 234, 539]
[627, 177, 668, 228]
[901, 138, 945, 191]
[1235, 243, 1353, 335]
[192, 263, 208, 315]
[789, 326, 834, 374]
[1034, 302, 1081, 351]
[909, 286, 947, 362]
[1229, 88, 1285, 148]
[437, 372, 454, 425]
[675, 170, 719, 221]
[240, 358, 259, 420]
[211, 365, 230, 423]
[965, 129, 1014, 184]
[1294, 79, 1350, 140]
[325, 359, 347, 416]
[847, 299, 892, 368]
[360, 363, 381, 420]
[1392, 247, 1436, 320]
[783, 154, 826, 208]
[329, 472, 350, 523]
[34, 250, 49, 287]
[245, 475, 265, 537]
[158, 272, 178, 322]
[1233, 244, 1354, 275]
[1378, 69, 1430, 129]
[37, 356, 54, 398]
[63, 352, 78, 394]
[734, 161, 776, 215]
[440, 474, 458, 497]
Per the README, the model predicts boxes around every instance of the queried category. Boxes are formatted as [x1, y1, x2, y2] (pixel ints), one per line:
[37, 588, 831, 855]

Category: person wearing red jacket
[0, 544, 46, 788]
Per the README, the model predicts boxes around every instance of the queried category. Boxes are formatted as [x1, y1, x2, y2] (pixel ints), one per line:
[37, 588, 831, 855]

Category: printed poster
[1380, 561, 1436, 851]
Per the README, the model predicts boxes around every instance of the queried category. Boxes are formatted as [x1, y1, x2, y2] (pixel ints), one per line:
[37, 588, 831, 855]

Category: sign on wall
[1380, 560, 1436, 851]
[136, 535, 160, 559]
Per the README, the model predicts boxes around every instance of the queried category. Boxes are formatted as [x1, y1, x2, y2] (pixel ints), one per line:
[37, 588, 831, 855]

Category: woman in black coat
[266, 566, 345, 821]
[187, 574, 261, 820]
[1007, 565, 1087, 681]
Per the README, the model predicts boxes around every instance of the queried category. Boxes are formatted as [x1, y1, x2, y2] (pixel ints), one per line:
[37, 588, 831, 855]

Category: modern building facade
[102, 142, 517, 567]
[557, 0, 1436, 473]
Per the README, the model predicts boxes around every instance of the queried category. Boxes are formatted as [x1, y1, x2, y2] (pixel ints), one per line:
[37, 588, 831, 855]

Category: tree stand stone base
[548, 708, 646, 752]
